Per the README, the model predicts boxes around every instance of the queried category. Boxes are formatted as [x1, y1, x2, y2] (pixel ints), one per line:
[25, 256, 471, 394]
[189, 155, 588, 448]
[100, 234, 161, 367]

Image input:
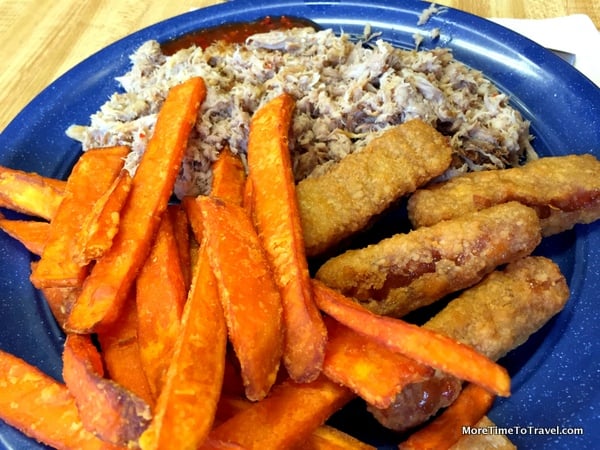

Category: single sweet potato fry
[0, 349, 123, 450]
[31, 146, 130, 289]
[323, 317, 433, 408]
[305, 425, 377, 450]
[207, 375, 355, 449]
[97, 294, 155, 408]
[215, 395, 375, 450]
[0, 217, 49, 255]
[180, 148, 246, 245]
[139, 244, 227, 450]
[0, 165, 65, 220]
[399, 383, 495, 450]
[29, 254, 79, 329]
[204, 439, 245, 450]
[167, 204, 192, 290]
[73, 169, 133, 265]
[313, 280, 510, 397]
[182, 196, 203, 240]
[246, 93, 326, 382]
[243, 175, 254, 216]
[62, 334, 152, 447]
[210, 147, 246, 206]
[136, 210, 186, 398]
[196, 195, 283, 401]
[38, 284, 79, 329]
[66, 77, 206, 333]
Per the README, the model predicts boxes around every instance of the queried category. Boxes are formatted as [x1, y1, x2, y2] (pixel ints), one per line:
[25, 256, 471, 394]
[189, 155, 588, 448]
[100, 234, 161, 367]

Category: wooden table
[1, 0, 598, 131]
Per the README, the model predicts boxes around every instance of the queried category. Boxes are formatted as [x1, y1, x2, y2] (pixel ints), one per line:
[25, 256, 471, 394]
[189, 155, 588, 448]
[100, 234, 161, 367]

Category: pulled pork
[66, 27, 535, 198]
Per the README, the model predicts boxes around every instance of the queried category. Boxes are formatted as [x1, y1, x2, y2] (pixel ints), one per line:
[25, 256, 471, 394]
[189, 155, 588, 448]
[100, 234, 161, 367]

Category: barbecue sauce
[161, 16, 318, 55]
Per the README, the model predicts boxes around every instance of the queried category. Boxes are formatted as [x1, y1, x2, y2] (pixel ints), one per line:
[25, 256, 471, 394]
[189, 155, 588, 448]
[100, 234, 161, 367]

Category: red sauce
[161, 16, 318, 55]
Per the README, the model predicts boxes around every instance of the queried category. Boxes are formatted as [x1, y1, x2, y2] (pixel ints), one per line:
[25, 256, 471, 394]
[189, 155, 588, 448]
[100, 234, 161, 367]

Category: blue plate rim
[1, 1, 599, 449]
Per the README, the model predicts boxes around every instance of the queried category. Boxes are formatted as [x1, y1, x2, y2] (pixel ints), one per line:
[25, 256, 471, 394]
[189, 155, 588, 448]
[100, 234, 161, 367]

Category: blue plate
[1, 1, 599, 448]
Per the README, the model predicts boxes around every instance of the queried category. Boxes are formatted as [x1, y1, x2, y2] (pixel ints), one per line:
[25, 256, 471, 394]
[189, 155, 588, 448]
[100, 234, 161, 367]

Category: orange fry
[246, 93, 326, 382]
[26, 251, 77, 329]
[323, 317, 434, 408]
[136, 210, 186, 398]
[62, 334, 151, 447]
[0, 217, 49, 255]
[399, 383, 495, 450]
[197, 195, 283, 400]
[207, 375, 355, 449]
[97, 294, 155, 408]
[73, 169, 133, 265]
[0, 165, 65, 220]
[38, 284, 79, 329]
[307, 425, 377, 450]
[204, 439, 245, 450]
[313, 280, 511, 397]
[139, 244, 227, 450]
[242, 174, 254, 216]
[66, 77, 206, 333]
[180, 148, 246, 244]
[182, 195, 203, 235]
[215, 395, 375, 450]
[31, 146, 130, 289]
[210, 147, 246, 205]
[167, 204, 192, 290]
[0, 349, 123, 450]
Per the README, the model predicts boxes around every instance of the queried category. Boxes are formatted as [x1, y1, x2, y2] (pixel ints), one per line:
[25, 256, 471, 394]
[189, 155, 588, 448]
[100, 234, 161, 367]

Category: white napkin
[489, 14, 600, 87]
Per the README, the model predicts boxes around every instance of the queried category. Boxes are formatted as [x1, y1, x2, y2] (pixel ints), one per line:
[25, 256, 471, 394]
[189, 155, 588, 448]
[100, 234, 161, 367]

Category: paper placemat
[489, 14, 600, 87]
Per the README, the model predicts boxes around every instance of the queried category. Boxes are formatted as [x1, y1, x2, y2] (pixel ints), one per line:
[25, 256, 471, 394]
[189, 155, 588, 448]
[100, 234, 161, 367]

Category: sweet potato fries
[246, 93, 327, 383]
[66, 76, 206, 333]
[0, 79, 588, 450]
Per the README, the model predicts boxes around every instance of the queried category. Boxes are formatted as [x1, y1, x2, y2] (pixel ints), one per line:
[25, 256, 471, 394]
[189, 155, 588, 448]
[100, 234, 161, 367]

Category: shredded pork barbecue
[66, 26, 536, 198]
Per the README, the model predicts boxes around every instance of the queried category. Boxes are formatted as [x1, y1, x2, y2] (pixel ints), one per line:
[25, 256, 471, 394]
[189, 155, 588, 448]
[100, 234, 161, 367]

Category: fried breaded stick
[315, 202, 541, 318]
[408, 154, 600, 236]
[369, 256, 570, 432]
[297, 119, 452, 257]
[424, 256, 570, 361]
